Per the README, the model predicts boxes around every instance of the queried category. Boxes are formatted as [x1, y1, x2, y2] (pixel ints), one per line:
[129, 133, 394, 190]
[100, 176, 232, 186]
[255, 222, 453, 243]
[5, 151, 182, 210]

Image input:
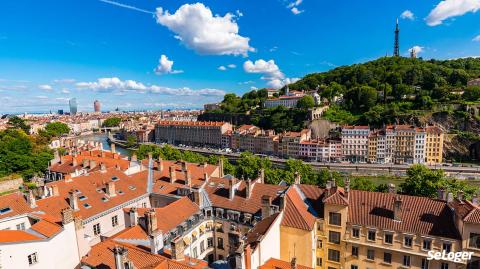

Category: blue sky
[0, 0, 479, 113]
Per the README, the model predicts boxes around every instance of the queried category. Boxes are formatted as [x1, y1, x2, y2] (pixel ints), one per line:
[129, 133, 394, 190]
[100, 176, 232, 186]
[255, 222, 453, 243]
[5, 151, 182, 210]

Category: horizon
[1, 0, 480, 113]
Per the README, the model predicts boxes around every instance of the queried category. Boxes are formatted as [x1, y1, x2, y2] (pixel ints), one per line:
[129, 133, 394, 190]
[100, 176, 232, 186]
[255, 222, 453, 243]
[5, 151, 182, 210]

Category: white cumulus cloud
[401, 10, 415, 20]
[473, 35, 480, 41]
[154, 54, 183, 75]
[426, 0, 480, 26]
[218, 66, 227, 71]
[156, 3, 254, 56]
[38, 84, 53, 91]
[409, 45, 424, 55]
[287, 0, 304, 14]
[243, 59, 297, 89]
[76, 77, 225, 96]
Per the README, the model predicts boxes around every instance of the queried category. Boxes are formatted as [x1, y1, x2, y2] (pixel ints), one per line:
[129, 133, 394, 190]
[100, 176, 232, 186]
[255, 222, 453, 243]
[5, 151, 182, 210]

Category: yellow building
[425, 126, 444, 164]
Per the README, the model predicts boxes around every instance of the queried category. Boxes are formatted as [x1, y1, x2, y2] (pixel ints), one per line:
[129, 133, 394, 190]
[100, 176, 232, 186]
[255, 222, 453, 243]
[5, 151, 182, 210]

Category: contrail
[98, 0, 155, 15]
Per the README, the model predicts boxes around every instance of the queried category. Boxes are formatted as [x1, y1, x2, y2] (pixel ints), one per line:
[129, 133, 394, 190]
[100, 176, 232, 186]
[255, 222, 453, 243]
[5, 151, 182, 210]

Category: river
[78, 133, 131, 156]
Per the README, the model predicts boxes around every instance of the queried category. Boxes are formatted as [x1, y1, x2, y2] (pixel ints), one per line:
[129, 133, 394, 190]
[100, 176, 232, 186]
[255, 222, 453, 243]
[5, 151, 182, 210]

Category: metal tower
[394, 18, 400, 57]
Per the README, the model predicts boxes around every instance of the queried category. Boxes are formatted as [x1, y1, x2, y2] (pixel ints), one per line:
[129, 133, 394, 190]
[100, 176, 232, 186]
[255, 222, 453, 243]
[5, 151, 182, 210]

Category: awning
[192, 230, 198, 237]
[199, 225, 206, 232]
[183, 236, 191, 245]
[205, 222, 213, 228]
[215, 222, 223, 228]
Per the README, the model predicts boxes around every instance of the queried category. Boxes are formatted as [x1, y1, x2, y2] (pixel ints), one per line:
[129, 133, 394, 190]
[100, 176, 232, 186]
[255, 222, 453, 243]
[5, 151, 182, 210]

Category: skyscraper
[69, 98, 78, 115]
[94, 100, 101, 113]
[394, 18, 400, 57]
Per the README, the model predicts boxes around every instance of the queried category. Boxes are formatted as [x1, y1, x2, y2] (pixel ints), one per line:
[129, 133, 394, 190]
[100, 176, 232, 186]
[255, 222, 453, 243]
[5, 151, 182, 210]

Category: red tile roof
[260, 258, 312, 269]
[30, 219, 62, 238]
[0, 230, 42, 243]
[281, 187, 316, 231]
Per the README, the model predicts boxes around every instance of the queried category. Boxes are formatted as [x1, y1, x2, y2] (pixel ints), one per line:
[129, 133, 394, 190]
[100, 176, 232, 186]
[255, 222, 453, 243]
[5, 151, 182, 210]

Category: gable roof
[281, 187, 316, 231]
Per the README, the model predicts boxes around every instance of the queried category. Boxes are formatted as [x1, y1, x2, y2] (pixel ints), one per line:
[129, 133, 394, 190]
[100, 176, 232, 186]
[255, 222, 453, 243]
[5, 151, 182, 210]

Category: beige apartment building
[154, 120, 233, 148]
[231, 125, 279, 155]
[425, 126, 444, 164]
[279, 129, 312, 158]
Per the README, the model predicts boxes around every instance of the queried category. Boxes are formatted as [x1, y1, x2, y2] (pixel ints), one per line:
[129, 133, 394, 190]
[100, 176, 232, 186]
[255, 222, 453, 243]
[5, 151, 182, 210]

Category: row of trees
[135, 145, 478, 199]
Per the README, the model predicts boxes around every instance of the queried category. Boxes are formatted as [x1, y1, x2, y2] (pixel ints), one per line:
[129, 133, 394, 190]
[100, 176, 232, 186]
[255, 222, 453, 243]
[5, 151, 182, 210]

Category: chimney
[145, 209, 158, 234]
[203, 172, 209, 181]
[111, 143, 116, 154]
[53, 150, 60, 163]
[228, 178, 236, 200]
[458, 191, 464, 202]
[100, 163, 107, 172]
[106, 181, 116, 197]
[82, 159, 89, 168]
[169, 166, 176, 184]
[90, 160, 97, 169]
[326, 181, 332, 192]
[246, 179, 253, 199]
[344, 177, 350, 195]
[258, 168, 265, 183]
[294, 172, 301, 185]
[148, 152, 153, 161]
[68, 190, 79, 211]
[388, 183, 396, 194]
[218, 158, 224, 178]
[170, 238, 185, 261]
[473, 194, 479, 206]
[203, 162, 208, 168]
[291, 257, 297, 269]
[72, 157, 78, 167]
[129, 208, 138, 227]
[438, 189, 446, 200]
[113, 246, 134, 269]
[185, 169, 192, 187]
[447, 192, 454, 203]
[101, 151, 105, 158]
[261, 195, 272, 219]
[393, 195, 402, 221]
[61, 207, 74, 225]
[149, 230, 164, 254]
[158, 157, 163, 172]
[26, 190, 37, 208]
[192, 189, 203, 206]
[131, 153, 137, 162]
[181, 161, 187, 172]
[51, 185, 59, 197]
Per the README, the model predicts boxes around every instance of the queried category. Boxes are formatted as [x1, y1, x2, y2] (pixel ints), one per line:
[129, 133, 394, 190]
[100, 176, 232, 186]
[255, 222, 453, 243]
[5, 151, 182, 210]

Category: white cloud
[227, 64, 236, 68]
[218, 66, 227, 71]
[426, 0, 480, 26]
[409, 45, 425, 54]
[243, 59, 297, 89]
[250, 86, 258, 90]
[154, 54, 183, 75]
[219, 64, 236, 71]
[287, 0, 304, 14]
[61, 88, 71, 94]
[53, 78, 76, 83]
[473, 35, 480, 41]
[38, 84, 53, 91]
[156, 3, 254, 56]
[76, 77, 225, 96]
[401, 10, 415, 20]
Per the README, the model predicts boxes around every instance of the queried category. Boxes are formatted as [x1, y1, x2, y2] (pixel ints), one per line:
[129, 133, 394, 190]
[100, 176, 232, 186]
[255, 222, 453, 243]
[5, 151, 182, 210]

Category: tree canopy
[102, 117, 122, 127]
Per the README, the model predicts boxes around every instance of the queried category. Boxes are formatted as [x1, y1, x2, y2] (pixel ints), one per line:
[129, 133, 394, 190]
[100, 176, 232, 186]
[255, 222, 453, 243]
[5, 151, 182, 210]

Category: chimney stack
[246, 179, 253, 199]
[158, 157, 164, 172]
[61, 207, 74, 225]
[51, 185, 59, 197]
[291, 257, 297, 269]
[294, 172, 301, 185]
[131, 153, 137, 162]
[26, 190, 37, 208]
[72, 157, 78, 167]
[228, 178, 236, 200]
[111, 143, 116, 154]
[261, 195, 272, 219]
[68, 190, 79, 211]
[218, 158, 224, 178]
[447, 192, 454, 203]
[148, 152, 153, 161]
[113, 246, 134, 269]
[438, 189, 446, 200]
[388, 183, 396, 194]
[100, 163, 107, 172]
[169, 166, 176, 184]
[344, 177, 350, 195]
[82, 159, 89, 168]
[393, 195, 402, 221]
[259, 168, 265, 183]
[181, 161, 187, 172]
[90, 160, 97, 169]
[203, 172, 209, 181]
[106, 181, 116, 197]
[473, 194, 479, 206]
[458, 191, 464, 202]
[185, 169, 192, 187]
[129, 207, 138, 227]
[145, 209, 158, 234]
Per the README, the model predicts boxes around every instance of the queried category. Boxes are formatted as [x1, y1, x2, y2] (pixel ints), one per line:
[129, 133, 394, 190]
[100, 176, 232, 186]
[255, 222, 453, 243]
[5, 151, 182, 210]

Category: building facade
[155, 121, 233, 148]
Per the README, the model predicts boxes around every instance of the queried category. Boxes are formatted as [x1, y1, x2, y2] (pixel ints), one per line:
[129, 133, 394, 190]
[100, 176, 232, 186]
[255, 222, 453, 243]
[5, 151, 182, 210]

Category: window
[217, 237, 224, 249]
[469, 233, 480, 249]
[207, 238, 213, 248]
[441, 262, 448, 269]
[351, 266, 358, 269]
[352, 228, 360, 238]
[93, 223, 101, 236]
[317, 239, 323, 248]
[112, 215, 118, 227]
[0, 207, 12, 215]
[367, 249, 375, 260]
[329, 212, 341, 226]
[16, 223, 25, 230]
[329, 231, 341, 244]
[328, 249, 340, 262]
[384, 233, 393, 244]
[422, 239, 431, 250]
[352, 246, 358, 257]
[404, 236, 413, 247]
[192, 247, 198, 258]
[200, 241, 205, 253]
[28, 252, 38, 265]
[442, 243, 452, 253]
[383, 252, 392, 264]
[316, 257, 322, 267]
[367, 230, 376, 241]
[421, 258, 429, 269]
[403, 255, 411, 267]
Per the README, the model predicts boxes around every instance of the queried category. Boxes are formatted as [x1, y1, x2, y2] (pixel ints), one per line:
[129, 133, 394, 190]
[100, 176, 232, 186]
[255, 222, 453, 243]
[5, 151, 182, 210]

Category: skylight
[0, 207, 12, 215]
[79, 195, 87, 201]
[83, 203, 92, 209]
[101, 197, 109, 202]
[111, 176, 119, 181]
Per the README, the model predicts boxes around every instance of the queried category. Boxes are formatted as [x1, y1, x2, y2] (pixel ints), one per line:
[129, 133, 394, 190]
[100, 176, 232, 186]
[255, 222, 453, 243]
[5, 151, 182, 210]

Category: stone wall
[0, 177, 23, 193]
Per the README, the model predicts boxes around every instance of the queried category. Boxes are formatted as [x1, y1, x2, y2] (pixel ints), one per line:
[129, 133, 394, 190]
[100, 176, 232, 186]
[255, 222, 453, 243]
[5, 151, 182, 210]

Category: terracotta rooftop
[0, 230, 42, 243]
[156, 121, 227, 127]
[245, 213, 280, 250]
[281, 187, 316, 231]
[260, 258, 313, 269]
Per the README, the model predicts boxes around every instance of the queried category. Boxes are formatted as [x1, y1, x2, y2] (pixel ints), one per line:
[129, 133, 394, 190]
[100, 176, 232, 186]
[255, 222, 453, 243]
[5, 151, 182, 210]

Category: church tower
[394, 18, 400, 57]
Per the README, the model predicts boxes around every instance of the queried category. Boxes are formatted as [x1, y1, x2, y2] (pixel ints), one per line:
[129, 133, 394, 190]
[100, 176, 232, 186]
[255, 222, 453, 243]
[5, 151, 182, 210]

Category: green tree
[7, 116, 30, 133]
[351, 177, 377, 191]
[296, 95, 315, 109]
[102, 117, 122, 127]
[344, 86, 378, 113]
[44, 122, 70, 137]
[126, 135, 137, 148]
[464, 86, 480, 101]
[400, 164, 445, 197]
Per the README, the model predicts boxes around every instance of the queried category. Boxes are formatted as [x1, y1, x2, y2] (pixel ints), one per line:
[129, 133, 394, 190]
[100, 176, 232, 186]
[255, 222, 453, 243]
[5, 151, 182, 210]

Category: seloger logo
[427, 251, 474, 263]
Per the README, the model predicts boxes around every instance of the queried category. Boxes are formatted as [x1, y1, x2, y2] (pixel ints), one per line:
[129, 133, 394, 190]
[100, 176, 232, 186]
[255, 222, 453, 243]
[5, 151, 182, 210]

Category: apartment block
[341, 126, 370, 162]
[231, 125, 279, 155]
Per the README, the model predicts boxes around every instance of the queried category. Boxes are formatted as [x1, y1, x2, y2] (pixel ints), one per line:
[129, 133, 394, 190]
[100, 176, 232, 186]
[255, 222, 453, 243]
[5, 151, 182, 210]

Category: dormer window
[118, 190, 124, 195]
[79, 195, 87, 201]
[84, 203, 92, 208]
[101, 197, 109, 202]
